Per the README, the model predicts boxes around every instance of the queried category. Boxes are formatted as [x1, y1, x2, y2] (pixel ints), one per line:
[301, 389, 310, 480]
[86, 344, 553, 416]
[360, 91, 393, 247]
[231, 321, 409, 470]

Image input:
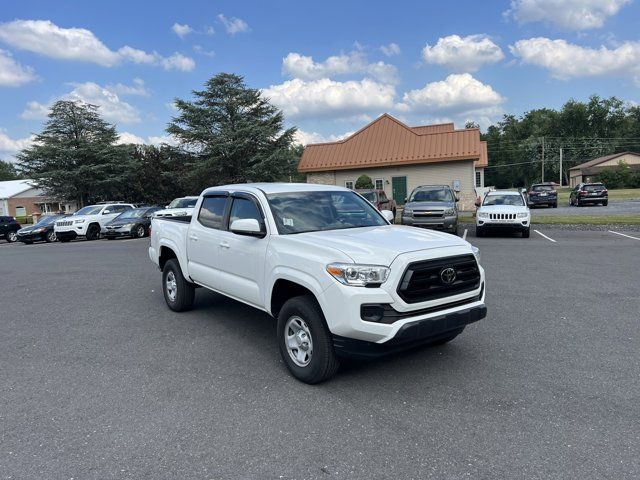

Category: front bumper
[477, 218, 529, 230]
[401, 215, 457, 230]
[333, 304, 486, 359]
[578, 196, 607, 203]
[56, 230, 79, 240]
[17, 232, 46, 242]
[105, 226, 134, 237]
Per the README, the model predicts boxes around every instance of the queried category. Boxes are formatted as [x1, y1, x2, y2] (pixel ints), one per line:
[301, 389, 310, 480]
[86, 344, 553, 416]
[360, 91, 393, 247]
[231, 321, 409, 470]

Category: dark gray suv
[400, 185, 458, 234]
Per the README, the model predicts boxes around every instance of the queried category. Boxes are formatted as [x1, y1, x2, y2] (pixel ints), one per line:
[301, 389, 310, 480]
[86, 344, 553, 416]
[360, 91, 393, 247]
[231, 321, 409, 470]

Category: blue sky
[1, 0, 640, 158]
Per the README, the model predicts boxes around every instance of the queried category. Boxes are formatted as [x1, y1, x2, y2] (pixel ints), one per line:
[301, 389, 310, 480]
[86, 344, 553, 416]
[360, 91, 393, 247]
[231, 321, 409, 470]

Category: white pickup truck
[149, 183, 486, 383]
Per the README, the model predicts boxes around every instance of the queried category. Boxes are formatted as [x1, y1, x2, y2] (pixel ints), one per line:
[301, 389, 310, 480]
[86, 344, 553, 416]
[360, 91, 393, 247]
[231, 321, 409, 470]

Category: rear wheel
[45, 231, 56, 242]
[86, 224, 101, 240]
[277, 295, 339, 384]
[162, 259, 195, 312]
[552, 202, 557, 208]
[603, 200, 608, 206]
[522, 227, 530, 238]
[6, 231, 18, 242]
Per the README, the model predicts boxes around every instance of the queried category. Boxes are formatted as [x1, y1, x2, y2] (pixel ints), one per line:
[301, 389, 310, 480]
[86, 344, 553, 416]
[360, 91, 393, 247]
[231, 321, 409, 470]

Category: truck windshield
[409, 188, 453, 202]
[267, 191, 388, 234]
[483, 194, 525, 206]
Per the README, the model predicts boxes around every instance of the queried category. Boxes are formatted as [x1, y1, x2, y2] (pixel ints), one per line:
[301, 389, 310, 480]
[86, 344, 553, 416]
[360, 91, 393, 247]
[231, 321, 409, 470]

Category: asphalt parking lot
[2, 229, 640, 479]
[530, 199, 640, 216]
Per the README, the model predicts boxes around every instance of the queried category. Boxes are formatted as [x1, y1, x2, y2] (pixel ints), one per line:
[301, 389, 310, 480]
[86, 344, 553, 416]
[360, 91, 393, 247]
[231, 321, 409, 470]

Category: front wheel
[86, 224, 101, 240]
[522, 227, 530, 238]
[5, 231, 18, 243]
[277, 295, 339, 384]
[162, 259, 195, 312]
[45, 231, 56, 242]
[134, 225, 146, 238]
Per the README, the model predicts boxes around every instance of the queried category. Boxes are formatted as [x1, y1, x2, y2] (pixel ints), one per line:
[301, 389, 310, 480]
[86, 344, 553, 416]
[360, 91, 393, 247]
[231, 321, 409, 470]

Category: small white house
[0, 179, 77, 217]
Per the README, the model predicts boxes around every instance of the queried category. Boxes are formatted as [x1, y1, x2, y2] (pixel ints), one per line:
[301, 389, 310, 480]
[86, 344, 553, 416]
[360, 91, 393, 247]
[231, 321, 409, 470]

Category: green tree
[355, 174, 374, 189]
[0, 160, 20, 181]
[17, 101, 132, 205]
[167, 73, 297, 192]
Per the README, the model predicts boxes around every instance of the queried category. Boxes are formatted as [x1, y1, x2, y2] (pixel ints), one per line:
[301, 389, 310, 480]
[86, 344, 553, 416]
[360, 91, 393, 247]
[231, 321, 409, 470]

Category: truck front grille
[489, 213, 516, 220]
[56, 221, 73, 227]
[397, 254, 480, 304]
[413, 210, 444, 218]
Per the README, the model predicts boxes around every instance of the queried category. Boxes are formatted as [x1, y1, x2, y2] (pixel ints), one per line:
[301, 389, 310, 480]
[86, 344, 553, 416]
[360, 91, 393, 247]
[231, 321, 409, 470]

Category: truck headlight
[477, 212, 488, 218]
[471, 246, 481, 264]
[75, 219, 85, 224]
[326, 263, 390, 287]
[517, 212, 529, 218]
[444, 208, 455, 216]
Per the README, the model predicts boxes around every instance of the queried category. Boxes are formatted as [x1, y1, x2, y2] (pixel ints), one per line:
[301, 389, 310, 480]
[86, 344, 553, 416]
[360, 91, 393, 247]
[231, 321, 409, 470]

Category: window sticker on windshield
[283, 217, 294, 227]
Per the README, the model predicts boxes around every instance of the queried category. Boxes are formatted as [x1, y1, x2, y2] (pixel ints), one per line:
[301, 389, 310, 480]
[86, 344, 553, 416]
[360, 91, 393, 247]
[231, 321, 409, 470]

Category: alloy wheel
[284, 316, 313, 367]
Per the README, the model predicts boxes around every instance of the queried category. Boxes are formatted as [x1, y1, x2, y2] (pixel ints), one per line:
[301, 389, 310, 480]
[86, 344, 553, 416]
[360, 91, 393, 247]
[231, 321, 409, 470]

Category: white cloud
[282, 51, 398, 84]
[510, 37, 640, 83]
[0, 129, 34, 155]
[115, 132, 178, 146]
[397, 73, 505, 118]
[21, 82, 141, 124]
[262, 78, 396, 119]
[115, 131, 146, 145]
[148, 135, 178, 146]
[505, 0, 631, 30]
[106, 78, 150, 96]
[422, 35, 504, 72]
[380, 43, 401, 57]
[193, 45, 216, 57]
[0, 49, 37, 87]
[0, 20, 195, 71]
[217, 14, 250, 35]
[171, 23, 192, 38]
[293, 129, 355, 145]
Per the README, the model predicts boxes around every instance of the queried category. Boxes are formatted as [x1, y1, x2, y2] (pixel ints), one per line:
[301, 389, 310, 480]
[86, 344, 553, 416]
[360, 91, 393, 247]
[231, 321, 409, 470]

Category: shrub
[355, 174, 374, 189]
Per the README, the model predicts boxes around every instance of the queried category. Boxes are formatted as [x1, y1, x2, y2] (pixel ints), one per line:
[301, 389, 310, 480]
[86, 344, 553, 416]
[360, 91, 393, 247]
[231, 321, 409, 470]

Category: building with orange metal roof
[298, 114, 488, 211]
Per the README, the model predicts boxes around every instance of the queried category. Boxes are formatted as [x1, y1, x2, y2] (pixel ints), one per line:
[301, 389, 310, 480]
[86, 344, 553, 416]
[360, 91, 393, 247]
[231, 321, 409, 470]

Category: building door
[392, 176, 407, 205]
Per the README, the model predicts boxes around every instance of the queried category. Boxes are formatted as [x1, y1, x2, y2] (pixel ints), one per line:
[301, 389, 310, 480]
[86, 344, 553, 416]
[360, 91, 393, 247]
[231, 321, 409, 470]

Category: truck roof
[202, 183, 348, 196]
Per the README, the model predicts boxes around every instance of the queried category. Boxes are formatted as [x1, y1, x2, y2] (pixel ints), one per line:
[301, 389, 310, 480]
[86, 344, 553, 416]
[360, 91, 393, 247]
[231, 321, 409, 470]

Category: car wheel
[278, 295, 339, 384]
[431, 327, 465, 346]
[86, 224, 101, 240]
[135, 225, 146, 238]
[6, 231, 18, 243]
[603, 200, 608, 206]
[576, 200, 582, 207]
[162, 259, 195, 312]
[552, 202, 557, 208]
[45, 231, 56, 242]
[475, 226, 484, 237]
[522, 227, 530, 238]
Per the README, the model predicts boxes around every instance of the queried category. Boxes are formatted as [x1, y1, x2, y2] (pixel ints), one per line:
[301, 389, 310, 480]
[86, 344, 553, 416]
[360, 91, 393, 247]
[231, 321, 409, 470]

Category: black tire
[475, 226, 484, 237]
[576, 200, 582, 207]
[277, 295, 339, 384]
[603, 200, 608, 206]
[134, 224, 146, 238]
[162, 258, 195, 312]
[431, 327, 465, 346]
[86, 224, 101, 240]
[522, 227, 530, 238]
[5, 231, 18, 243]
[45, 231, 56, 243]
[552, 202, 557, 208]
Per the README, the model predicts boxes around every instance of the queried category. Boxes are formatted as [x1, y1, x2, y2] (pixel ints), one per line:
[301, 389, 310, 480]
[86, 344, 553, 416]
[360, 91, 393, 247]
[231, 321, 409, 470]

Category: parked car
[105, 206, 161, 239]
[401, 185, 459, 234]
[476, 190, 530, 238]
[154, 196, 199, 217]
[356, 189, 397, 218]
[569, 182, 608, 206]
[0, 215, 21, 243]
[149, 183, 486, 384]
[527, 183, 557, 208]
[54, 203, 135, 241]
[17, 214, 67, 244]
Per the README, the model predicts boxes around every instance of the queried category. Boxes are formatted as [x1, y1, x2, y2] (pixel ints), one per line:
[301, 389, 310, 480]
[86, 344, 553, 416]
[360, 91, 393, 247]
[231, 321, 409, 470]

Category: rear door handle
[219, 241, 230, 249]
[189, 234, 198, 241]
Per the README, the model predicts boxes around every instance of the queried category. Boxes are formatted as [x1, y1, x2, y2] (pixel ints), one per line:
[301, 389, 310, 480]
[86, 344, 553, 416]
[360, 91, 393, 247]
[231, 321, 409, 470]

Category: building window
[15, 206, 26, 217]
[345, 180, 354, 189]
[374, 178, 384, 190]
[475, 171, 482, 187]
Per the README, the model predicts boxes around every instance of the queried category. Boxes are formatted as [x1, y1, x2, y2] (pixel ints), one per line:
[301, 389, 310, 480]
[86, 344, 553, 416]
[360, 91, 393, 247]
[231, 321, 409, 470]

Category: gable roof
[569, 151, 640, 171]
[0, 179, 36, 199]
[298, 113, 487, 173]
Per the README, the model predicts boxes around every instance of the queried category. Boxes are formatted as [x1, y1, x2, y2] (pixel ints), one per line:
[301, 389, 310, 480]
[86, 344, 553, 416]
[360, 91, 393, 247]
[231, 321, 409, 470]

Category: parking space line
[608, 230, 640, 241]
[462, 228, 467, 240]
[534, 229, 557, 243]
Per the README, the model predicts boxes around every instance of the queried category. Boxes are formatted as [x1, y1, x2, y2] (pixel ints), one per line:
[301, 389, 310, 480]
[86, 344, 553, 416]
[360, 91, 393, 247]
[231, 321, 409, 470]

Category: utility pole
[541, 136, 545, 182]
[559, 147, 563, 186]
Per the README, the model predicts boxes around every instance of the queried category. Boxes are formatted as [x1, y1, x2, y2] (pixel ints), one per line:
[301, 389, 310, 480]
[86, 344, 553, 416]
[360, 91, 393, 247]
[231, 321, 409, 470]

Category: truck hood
[294, 225, 469, 265]
[478, 205, 528, 214]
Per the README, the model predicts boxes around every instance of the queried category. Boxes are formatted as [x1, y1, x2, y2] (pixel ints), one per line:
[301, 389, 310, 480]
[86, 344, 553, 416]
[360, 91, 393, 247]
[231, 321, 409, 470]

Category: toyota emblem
[440, 267, 457, 284]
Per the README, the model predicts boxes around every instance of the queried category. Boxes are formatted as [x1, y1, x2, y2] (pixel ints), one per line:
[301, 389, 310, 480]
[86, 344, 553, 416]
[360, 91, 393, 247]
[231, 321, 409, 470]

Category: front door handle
[189, 234, 198, 241]
[219, 241, 230, 249]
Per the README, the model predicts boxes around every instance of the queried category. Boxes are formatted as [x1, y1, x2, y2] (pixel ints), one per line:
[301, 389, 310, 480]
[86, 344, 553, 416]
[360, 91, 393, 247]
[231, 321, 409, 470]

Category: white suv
[154, 196, 199, 218]
[476, 191, 530, 238]
[54, 203, 135, 241]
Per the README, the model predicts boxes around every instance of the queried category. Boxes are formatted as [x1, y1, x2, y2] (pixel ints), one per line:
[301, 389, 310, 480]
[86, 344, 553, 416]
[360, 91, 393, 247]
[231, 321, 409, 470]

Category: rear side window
[198, 196, 227, 229]
[229, 197, 262, 225]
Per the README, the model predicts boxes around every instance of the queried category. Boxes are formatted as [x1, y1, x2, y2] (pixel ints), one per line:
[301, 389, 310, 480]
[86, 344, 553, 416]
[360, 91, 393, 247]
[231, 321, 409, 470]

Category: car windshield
[532, 185, 554, 192]
[584, 184, 605, 191]
[483, 194, 525, 206]
[359, 191, 376, 202]
[36, 215, 63, 226]
[74, 206, 103, 215]
[267, 191, 388, 234]
[115, 208, 147, 219]
[168, 198, 197, 208]
[409, 188, 453, 202]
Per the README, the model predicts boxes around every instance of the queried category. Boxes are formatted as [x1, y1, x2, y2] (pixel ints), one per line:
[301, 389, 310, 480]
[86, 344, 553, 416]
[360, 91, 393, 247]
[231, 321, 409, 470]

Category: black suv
[570, 183, 608, 207]
[0, 216, 21, 243]
[527, 183, 557, 208]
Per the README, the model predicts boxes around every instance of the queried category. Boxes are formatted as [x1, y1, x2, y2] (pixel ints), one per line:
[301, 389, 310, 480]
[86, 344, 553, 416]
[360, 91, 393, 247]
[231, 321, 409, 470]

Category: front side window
[267, 191, 387, 235]
[379, 191, 388, 202]
[229, 197, 263, 225]
[483, 194, 525, 206]
[198, 196, 227, 229]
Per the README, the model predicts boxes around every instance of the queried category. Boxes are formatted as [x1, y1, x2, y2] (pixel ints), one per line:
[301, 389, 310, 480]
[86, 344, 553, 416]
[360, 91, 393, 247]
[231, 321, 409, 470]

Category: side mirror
[455, 195, 460, 202]
[381, 210, 395, 223]
[474, 198, 481, 207]
[230, 218, 265, 238]
[404, 197, 407, 203]
[165, 205, 169, 209]
[103, 210, 111, 214]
